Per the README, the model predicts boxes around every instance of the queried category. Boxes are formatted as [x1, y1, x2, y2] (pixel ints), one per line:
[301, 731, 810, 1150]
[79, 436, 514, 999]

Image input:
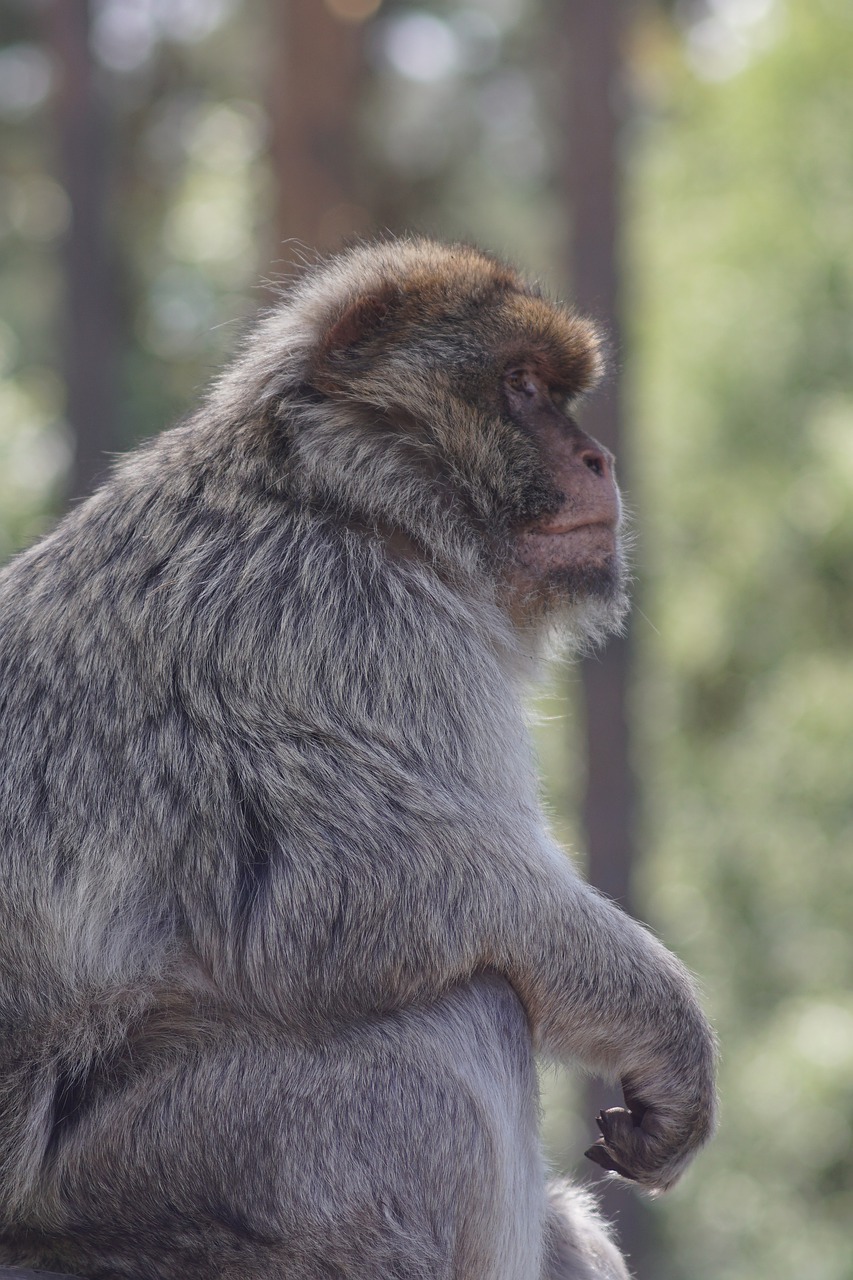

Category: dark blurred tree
[552, 0, 654, 1272]
[268, 0, 374, 273]
[557, 0, 636, 918]
[43, 0, 119, 499]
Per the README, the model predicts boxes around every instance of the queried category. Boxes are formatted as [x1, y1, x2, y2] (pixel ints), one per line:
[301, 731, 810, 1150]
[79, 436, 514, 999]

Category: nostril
[582, 450, 607, 478]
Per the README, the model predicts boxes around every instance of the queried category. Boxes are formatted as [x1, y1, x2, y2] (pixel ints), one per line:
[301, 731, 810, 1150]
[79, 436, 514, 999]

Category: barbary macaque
[0, 239, 716, 1280]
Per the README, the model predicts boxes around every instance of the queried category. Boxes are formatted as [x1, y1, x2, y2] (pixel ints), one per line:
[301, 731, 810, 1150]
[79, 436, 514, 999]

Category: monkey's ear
[322, 287, 400, 357]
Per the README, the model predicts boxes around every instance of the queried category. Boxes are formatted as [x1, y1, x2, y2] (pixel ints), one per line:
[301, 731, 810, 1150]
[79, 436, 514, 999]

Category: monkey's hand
[523, 884, 720, 1194]
[584, 1066, 717, 1195]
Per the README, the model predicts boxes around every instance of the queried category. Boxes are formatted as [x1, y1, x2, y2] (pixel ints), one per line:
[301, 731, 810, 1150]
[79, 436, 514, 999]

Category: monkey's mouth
[527, 519, 617, 537]
[513, 521, 620, 579]
[522, 520, 620, 551]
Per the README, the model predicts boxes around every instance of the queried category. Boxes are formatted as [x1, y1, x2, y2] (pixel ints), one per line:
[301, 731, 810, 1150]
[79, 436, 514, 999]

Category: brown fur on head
[307, 242, 604, 458]
[313, 242, 603, 396]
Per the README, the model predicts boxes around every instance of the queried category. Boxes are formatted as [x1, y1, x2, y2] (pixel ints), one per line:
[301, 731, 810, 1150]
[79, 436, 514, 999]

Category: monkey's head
[221, 238, 628, 644]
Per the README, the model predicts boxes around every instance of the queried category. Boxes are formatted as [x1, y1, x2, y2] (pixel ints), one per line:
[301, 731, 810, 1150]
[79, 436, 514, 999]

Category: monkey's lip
[525, 519, 617, 537]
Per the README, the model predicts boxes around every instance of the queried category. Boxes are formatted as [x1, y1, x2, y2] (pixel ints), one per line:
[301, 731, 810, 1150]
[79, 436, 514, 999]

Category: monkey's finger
[584, 1143, 639, 1181]
[595, 1106, 635, 1144]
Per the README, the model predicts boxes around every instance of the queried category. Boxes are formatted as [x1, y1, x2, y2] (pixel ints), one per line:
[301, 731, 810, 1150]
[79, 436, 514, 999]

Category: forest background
[1, 1, 853, 1277]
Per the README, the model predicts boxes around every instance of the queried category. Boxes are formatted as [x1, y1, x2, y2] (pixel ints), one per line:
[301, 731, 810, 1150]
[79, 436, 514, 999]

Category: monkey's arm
[502, 849, 718, 1195]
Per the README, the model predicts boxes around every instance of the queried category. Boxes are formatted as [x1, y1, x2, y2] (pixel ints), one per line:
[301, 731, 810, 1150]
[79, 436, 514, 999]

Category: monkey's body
[0, 241, 715, 1279]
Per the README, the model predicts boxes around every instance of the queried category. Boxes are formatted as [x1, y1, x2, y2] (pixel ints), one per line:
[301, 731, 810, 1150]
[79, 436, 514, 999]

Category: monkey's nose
[579, 444, 612, 480]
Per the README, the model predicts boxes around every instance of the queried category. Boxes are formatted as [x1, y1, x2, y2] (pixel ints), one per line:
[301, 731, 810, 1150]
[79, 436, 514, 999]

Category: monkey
[0, 238, 717, 1280]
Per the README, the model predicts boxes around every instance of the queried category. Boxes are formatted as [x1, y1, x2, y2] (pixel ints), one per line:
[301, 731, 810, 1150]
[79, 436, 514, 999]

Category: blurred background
[1, 0, 853, 1276]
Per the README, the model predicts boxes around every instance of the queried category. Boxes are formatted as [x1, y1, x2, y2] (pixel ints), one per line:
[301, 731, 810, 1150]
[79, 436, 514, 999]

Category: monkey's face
[497, 362, 626, 630]
[293, 240, 628, 637]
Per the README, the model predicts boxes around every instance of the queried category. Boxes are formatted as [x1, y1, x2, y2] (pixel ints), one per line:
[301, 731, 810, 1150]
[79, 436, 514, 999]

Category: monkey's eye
[504, 368, 536, 396]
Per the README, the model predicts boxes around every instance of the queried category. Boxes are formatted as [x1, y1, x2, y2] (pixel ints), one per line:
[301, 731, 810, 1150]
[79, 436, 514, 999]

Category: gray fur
[0, 239, 715, 1278]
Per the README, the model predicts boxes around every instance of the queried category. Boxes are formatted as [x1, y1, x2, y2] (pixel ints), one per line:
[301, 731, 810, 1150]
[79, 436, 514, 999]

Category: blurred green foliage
[0, 0, 269, 553]
[631, 2, 853, 1275]
[1, 0, 852, 1275]
[0, 2, 68, 553]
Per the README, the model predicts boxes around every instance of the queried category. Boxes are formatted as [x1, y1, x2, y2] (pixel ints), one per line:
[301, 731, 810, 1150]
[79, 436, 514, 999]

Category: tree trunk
[43, 0, 118, 501]
[554, 1, 653, 1273]
[267, 0, 369, 276]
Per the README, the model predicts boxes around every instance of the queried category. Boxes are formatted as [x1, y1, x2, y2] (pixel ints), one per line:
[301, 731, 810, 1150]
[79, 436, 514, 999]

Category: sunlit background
[2, 2, 853, 1278]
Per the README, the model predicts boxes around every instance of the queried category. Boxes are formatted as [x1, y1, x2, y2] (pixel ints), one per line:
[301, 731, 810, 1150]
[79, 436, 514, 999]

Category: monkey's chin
[507, 556, 630, 651]
[553, 565, 630, 652]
